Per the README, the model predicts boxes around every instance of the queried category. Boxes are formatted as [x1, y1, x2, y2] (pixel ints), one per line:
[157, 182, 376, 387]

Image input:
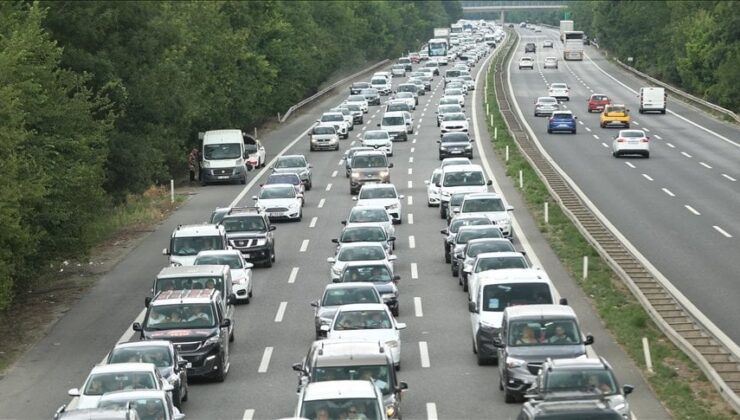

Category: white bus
[428, 38, 449, 58]
[563, 31, 585, 61]
[450, 23, 463, 34]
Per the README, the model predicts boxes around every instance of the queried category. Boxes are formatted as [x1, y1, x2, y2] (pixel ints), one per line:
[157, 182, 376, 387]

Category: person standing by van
[189, 147, 201, 182]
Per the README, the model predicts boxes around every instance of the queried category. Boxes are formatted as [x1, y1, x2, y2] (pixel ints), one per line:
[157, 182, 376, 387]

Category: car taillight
[617, 138, 625, 143]
[641, 138, 649, 143]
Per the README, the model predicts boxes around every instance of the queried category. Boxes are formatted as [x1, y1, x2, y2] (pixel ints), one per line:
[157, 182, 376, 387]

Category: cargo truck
[559, 20, 573, 42]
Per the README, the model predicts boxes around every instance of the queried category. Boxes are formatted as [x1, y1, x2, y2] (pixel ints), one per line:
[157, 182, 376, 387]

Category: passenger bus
[450, 23, 463, 34]
[428, 38, 449, 58]
[563, 31, 585, 61]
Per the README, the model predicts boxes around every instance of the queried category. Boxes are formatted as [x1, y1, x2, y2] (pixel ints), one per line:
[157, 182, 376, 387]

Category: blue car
[547, 111, 577, 134]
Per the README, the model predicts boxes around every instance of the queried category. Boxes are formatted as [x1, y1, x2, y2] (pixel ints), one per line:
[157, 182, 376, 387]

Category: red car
[587, 94, 611, 113]
[408, 53, 420, 64]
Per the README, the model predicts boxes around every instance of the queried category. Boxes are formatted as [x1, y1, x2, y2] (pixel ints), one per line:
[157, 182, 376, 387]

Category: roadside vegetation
[482, 33, 737, 419]
[0, 1, 463, 311]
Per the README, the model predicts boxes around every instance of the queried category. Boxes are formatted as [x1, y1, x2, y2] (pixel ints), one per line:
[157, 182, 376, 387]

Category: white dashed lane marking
[409, 156, 414, 163]
[722, 174, 737, 182]
[409, 235, 416, 249]
[713, 226, 733, 238]
[274, 302, 287, 322]
[331, 170, 337, 178]
[666, 143, 675, 148]
[288, 267, 299, 284]
[408, 180, 413, 189]
[593, 134, 599, 140]
[585, 127, 591, 132]
[685, 205, 701, 216]
[681, 152, 693, 158]
[407, 196, 413, 206]
[426, 403, 438, 420]
[700, 162, 712, 169]
[325, 183, 332, 192]
[408, 168, 413, 175]
[625, 162, 636, 169]
[309, 217, 317, 228]
[318, 198, 325, 208]
[654, 135, 662, 140]
[410, 263, 418, 279]
[300, 239, 309, 252]
[662, 188, 675, 197]
[257, 347, 273, 373]
[419, 341, 431, 368]
[642, 174, 654, 181]
[408, 213, 414, 225]
[414, 297, 423, 317]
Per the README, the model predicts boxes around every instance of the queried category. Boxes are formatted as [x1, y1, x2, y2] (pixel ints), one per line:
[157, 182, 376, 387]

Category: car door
[470, 282, 482, 340]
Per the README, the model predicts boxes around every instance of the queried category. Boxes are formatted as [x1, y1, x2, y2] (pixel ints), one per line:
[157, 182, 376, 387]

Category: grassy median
[481, 39, 737, 420]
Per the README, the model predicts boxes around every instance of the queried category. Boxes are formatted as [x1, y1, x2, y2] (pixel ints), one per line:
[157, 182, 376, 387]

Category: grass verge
[482, 41, 737, 419]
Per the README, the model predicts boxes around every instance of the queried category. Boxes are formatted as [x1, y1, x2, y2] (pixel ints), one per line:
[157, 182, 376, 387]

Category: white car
[344, 206, 395, 240]
[459, 75, 476, 90]
[465, 251, 529, 301]
[612, 129, 650, 158]
[436, 104, 463, 126]
[323, 303, 406, 368]
[330, 107, 355, 131]
[318, 112, 350, 138]
[518, 57, 534, 70]
[391, 64, 406, 77]
[402, 111, 414, 134]
[346, 94, 369, 113]
[548, 83, 570, 101]
[252, 184, 303, 221]
[362, 130, 393, 156]
[295, 380, 387, 420]
[458, 192, 514, 237]
[354, 184, 404, 224]
[373, 71, 392, 80]
[244, 137, 265, 170]
[447, 80, 468, 95]
[97, 390, 185, 420]
[440, 112, 470, 133]
[425, 168, 443, 207]
[543, 56, 559, 69]
[435, 55, 449, 66]
[68, 363, 172, 409]
[327, 242, 396, 281]
[440, 157, 472, 168]
[194, 250, 254, 303]
[371, 77, 392, 95]
[393, 92, 416, 110]
[443, 88, 465, 107]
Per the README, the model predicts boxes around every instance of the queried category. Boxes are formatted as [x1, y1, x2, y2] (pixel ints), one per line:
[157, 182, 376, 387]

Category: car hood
[462, 211, 509, 223]
[363, 138, 391, 145]
[169, 255, 197, 266]
[478, 311, 504, 329]
[328, 329, 398, 343]
[204, 158, 243, 169]
[76, 395, 104, 410]
[145, 328, 217, 342]
[356, 198, 399, 208]
[257, 198, 300, 208]
[227, 231, 266, 240]
[231, 268, 249, 284]
[353, 167, 388, 175]
[312, 134, 338, 140]
[507, 344, 587, 361]
[317, 306, 339, 321]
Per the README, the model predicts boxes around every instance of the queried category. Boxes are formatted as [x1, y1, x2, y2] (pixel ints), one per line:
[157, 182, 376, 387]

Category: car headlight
[170, 261, 182, 267]
[255, 238, 267, 246]
[465, 144, 473, 149]
[386, 406, 397, 418]
[331, 266, 341, 275]
[381, 293, 397, 301]
[479, 320, 499, 330]
[440, 146, 447, 150]
[441, 191, 451, 198]
[289, 202, 299, 209]
[204, 336, 220, 347]
[463, 262, 473, 271]
[319, 317, 333, 326]
[387, 203, 399, 210]
[352, 172, 361, 179]
[201, 160, 210, 168]
[506, 357, 526, 368]
[385, 340, 399, 348]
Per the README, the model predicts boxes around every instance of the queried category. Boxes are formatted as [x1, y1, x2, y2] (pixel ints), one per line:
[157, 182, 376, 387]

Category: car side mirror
[297, 194, 304, 199]
[389, 236, 396, 242]
[245, 262, 254, 269]
[393, 275, 401, 283]
[396, 322, 407, 330]
[132, 322, 142, 332]
[320, 325, 330, 332]
[220, 318, 232, 328]
[584, 334, 594, 345]
[331, 239, 339, 244]
[559, 297, 568, 305]
[377, 123, 380, 127]
[399, 194, 405, 199]
[470, 138, 475, 142]
[424, 180, 430, 185]
[177, 359, 188, 369]
[440, 229, 448, 235]
[144, 297, 152, 307]
[388, 163, 394, 168]
[251, 196, 258, 201]
[388, 255, 398, 261]
[468, 301, 477, 313]
[492, 337, 504, 348]
[623, 384, 634, 396]
[506, 205, 514, 211]
[435, 182, 441, 187]
[269, 225, 277, 231]
[228, 294, 236, 305]
[327, 257, 336, 263]
[351, 197, 358, 201]
[292, 362, 305, 373]
[163, 383, 175, 392]
[174, 413, 185, 420]
[162, 248, 170, 256]
[341, 220, 347, 225]
[67, 388, 81, 397]
[486, 180, 493, 186]
[311, 300, 319, 308]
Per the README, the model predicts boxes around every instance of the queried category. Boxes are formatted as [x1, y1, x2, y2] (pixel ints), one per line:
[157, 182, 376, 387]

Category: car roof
[157, 264, 228, 278]
[195, 250, 244, 259]
[337, 242, 386, 250]
[476, 268, 549, 283]
[302, 380, 378, 401]
[112, 340, 173, 351]
[383, 111, 406, 117]
[151, 288, 218, 305]
[474, 251, 525, 260]
[171, 224, 223, 237]
[277, 154, 306, 160]
[353, 150, 387, 157]
[537, 96, 558, 101]
[365, 130, 390, 136]
[359, 183, 396, 191]
[325, 282, 380, 291]
[463, 192, 503, 200]
[312, 340, 390, 366]
[98, 389, 168, 402]
[261, 183, 296, 190]
[547, 357, 611, 370]
[322, 112, 343, 117]
[442, 164, 484, 173]
[90, 363, 157, 374]
[505, 304, 576, 319]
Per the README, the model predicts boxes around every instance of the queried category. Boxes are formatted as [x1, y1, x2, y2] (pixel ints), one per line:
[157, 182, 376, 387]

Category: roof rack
[227, 206, 262, 215]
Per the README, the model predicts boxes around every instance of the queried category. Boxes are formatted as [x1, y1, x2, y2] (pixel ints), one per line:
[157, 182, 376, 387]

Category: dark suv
[218, 207, 276, 267]
[525, 42, 536, 53]
[133, 289, 232, 382]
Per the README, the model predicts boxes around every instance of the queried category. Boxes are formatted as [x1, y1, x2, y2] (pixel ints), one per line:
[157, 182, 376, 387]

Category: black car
[525, 42, 536, 53]
[438, 132, 474, 160]
[219, 207, 276, 267]
[350, 82, 371, 95]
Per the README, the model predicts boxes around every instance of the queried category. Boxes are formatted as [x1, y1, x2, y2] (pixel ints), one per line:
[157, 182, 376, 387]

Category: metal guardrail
[493, 29, 740, 414]
[614, 59, 739, 124]
[279, 59, 390, 123]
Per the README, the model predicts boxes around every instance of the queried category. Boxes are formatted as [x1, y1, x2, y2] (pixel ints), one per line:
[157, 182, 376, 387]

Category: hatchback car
[519, 57, 534, 70]
[524, 42, 536, 53]
[440, 112, 470, 133]
[343, 206, 395, 240]
[437, 104, 463, 126]
[612, 129, 650, 158]
[393, 92, 416, 110]
[264, 172, 305, 196]
[68, 363, 171, 409]
[587, 93, 611, 113]
[193, 249, 254, 303]
[354, 183, 404, 224]
[308, 124, 340, 151]
[334, 223, 395, 253]
[295, 380, 388, 420]
[327, 242, 396, 282]
[337, 262, 401, 316]
[425, 168, 443, 207]
[346, 94, 370, 112]
[272, 155, 312, 190]
[534, 97, 560, 117]
[252, 184, 303, 221]
[443, 89, 466, 107]
[318, 112, 350, 139]
[543, 56, 558, 69]
[362, 130, 393, 156]
[600, 104, 631, 128]
[547, 83, 570, 101]
[361, 88, 382, 106]
[547, 111, 578, 134]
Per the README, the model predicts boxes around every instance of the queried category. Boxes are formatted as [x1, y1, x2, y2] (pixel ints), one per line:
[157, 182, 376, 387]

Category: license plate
[450, 150, 463, 154]
[218, 176, 229, 180]
[269, 212, 282, 217]
[628, 141, 639, 145]
[242, 253, 250, 258]
[186, 362, 192, 368]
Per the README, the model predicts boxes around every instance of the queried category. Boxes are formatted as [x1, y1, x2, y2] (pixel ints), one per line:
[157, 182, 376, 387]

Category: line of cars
[521, 37, 666, 159]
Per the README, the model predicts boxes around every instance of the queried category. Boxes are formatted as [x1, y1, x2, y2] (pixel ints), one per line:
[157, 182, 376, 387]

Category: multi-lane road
[510, 26, 740, 347]
[0, 33, 674, 419]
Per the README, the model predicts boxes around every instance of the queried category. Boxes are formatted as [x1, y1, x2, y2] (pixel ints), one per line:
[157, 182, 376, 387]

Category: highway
[0, 35, 670, 419]
[509, 26, 740, 346]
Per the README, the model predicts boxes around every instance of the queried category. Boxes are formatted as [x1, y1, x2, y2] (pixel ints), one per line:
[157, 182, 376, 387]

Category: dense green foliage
[570, 1, 739, 112]
[0, 1, 461, 310]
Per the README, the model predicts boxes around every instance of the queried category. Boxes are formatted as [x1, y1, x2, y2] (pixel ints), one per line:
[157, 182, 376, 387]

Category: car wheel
[504, 389, 517, 404]
[547, 129, 552, 134]
[572, 129, 577, 134]
[181, 383, 188, 402]
[444, 245, 451, 263]
[477, 351, 488, 366]
[391, 307, 399, 317]
[644, 152, 650, 158]
[625, 124, 630, 129]
[600, 123, 606, 128]
[440, 206, 446, 219]
[439, 154, 443, 161]
[639, 108, 644, 114]
[310, 145, 315, 152]
[306, 180, 312, 191]
[395, 363, 400, 372]
[241, 174, 247, 185]
[297, 210, 302, 222]
[463, 275, 469, 292]
[213, 356, 226, 383]
[468, 152, 474, 159]
[230, 329, 235, 343]
[452, 264, 458, 277]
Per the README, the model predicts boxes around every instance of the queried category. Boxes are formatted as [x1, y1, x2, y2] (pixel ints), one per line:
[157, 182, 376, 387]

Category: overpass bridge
[462, 1, 568, 22]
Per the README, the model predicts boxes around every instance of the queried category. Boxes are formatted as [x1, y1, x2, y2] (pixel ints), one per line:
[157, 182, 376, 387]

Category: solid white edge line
[257, 347, 273, 373]
[419, 341, 431, 368]
[414, 297, 423, 317]
[288, 267, 299, 284]
[426, 402, 438, 420]
[274, 301, 287, 322]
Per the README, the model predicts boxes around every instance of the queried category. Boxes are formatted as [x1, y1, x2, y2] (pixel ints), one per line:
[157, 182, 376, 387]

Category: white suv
[438, 164, 492, 219]
[318, 112, 350, 138]
[354, 183, 404, 224]
[440, 112, 470, 133]
[458, 192, 514, 238]
[378, 112, 408, 142]
[362, 130, 393, 156]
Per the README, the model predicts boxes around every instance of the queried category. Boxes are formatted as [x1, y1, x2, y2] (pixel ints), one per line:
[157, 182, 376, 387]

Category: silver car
[311, 283, 382, 338]
[534, 96, 561, 117]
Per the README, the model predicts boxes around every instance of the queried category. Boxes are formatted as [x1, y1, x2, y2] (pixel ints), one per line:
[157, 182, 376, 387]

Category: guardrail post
[254, 127, 257, 138]
[486, 102, 489, 115]
[518, 170, 523, 189]
[505, 144, 508, 161]
[277, 112, 281, 121]
[170, 179, 175, 203]
[583, 256, 589, 279]
[643, 337, 654, 373]
[544, 202, 549, 224]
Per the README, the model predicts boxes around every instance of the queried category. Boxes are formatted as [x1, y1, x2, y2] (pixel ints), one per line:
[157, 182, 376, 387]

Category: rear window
[482, 282, 552, 311]
[475, 256, 528, 272]
[382, 116, 405, 126]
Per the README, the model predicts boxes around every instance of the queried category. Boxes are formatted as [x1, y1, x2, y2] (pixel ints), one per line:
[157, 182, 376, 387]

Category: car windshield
[592, 95, 608, 101]
[441, 134, 470, 143]
[444, 113, 466, 121]
[621, 130, 644, 138]
[364, 131, 390, 140]
[314, 126, 336, 135]
[445, 89, 463, 96]
[348, 95, 366, 102]
[275, 157, 306, 168]
[322, 287, 380, 306]
[313, 365, 392, 395]
[606, 105, 626, 114]
[544, 369, 618, 395]
[371, 79, 386, 85]
[322, 114, 343, 122]
[482, 282, 552, 312]
[521, 58, 533, 62]
[396, 92, 413, 99]
[439, 105, 461, 114]
[109, 346, 172, 367]
[449, 193, 468, 206]
[341, 265, 393, 283]
[508, 319, 581, 346]
[446, 70, 461, 78]
[475, 256, 528, 272]
[393, 64, 405, 70]
[203, 143, 241, 160]
[154, 275, 224, 294]
[267, 174, 300, 185]
[244, 144, 258, 153]
[99, 398, 167, 420]
[450, 217, 492, 233]
[440, 98, 458, 105]
[334, 310, 392, 330]
[467, 241, 515, 257]
[387, 103, 409, 112]
[341, 227, 386, 243]
[337, 246, 386, 262]
[259, 186, 295, 199]
[194, 254, 242, 269]
[361, 89, 378, 95]
[398, 85, 416, 92]
[145, 303, 216, 330]
[222, 216, 265, 232]
[349, 208, 389, 223]
[552, 113, 573, 120]
[443, 171, 485, 187]
[300, 398, 380, 420]
[83, 372, 157, 396]
[551, 84, 567, 89]
[462, 198, 505, 212]
[171, 236, 223, 256]
[431, 171, 441, 184]
[457, 227, 502, 243]
[359, 187, 396, 199]
[382, 116, 405, 126]
[352, 155, 387, 168]
[347, 104, 361, 112]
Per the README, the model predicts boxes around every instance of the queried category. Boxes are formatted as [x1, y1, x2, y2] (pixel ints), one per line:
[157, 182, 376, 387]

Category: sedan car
[587, 93, 611, 113]
[322, 303, 406, 369]
[354, 184, 404, 224]
[333, 223, 395, 253]
[350, 82, 372, 95]
[97, 389, 184, 420]
[547, 83, 569, 101]
[252, 184, 304, 221]
[264, 172, 305, 196]
[346, 94, 369, 113]
[440, 112, 470, 133]
[518, 57, 534, 70]
[343, 206, 395, 240]
[391, 64, 406, 77]
[612, 129, 650, 158]
[437, 104, 463, 127]
[600, 104, 631, 128]
[337, 262, 400, 316]
[385, 100, 412, 114]
[524, 42, 536, 53]
[443, 88, 466, 107]
[547, 111, 578, 134]
[327, 242, 396, 282]
[543, 56, 558, 69]
[361, 88, 382, 105]
[438, 132, 474, 160]
[442, 216, 493, 263]
[68, 363, 172, 410]
[318, 112, 349, 139]
[194, 249, 254, 303]
[344, 103, 364, 124]
[534, 96, 560, 117]
[272, 155, 312, 190]
[393, 92, 416, 110]
[312, 283, 382, 338]
[543, 40, 554, 48]
[362, 130, 394, 156]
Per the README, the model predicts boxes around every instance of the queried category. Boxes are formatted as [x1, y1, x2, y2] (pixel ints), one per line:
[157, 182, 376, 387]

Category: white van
[371, 77, 392, 96]
[199, 129, 248, 185]
[378, 111, 408, 142]
[438, 164, 492, 219]
[638, 87, 666, 114]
